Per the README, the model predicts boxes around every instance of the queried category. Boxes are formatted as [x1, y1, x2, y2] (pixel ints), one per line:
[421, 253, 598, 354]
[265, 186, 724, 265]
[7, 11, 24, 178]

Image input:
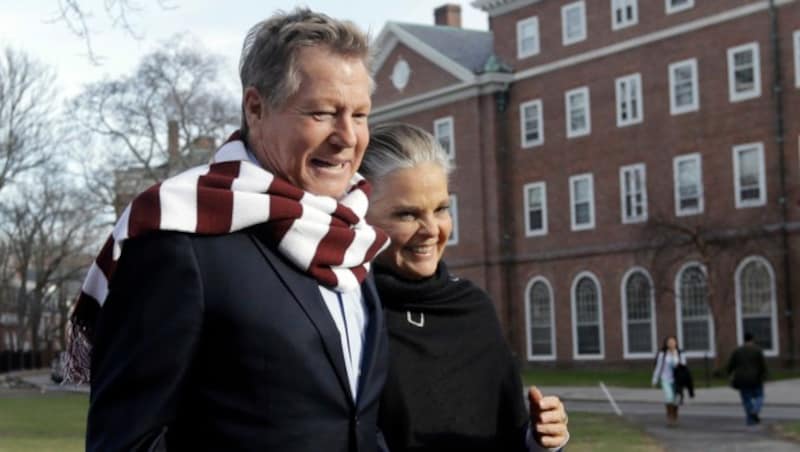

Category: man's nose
[330, 116, 357, 148]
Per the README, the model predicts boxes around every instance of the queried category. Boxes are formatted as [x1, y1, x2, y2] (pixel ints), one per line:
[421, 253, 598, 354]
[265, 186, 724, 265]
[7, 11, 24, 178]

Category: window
[520, 99, 544, 147]
[735, 257, 778, 356]
[669, 58, 699, 115]
[570, 174, 595, 231]
[794, 30, 800, 88]
[434, 117, 455, 160]
[673, 153, 704, 216]
[727, 42, 761, 102]
[611, 0, 638, 30]
[565, 86, 591, 138]
[562, 1, 587, 45]
[517, 17, 540, 59]
[676, 263, 715, 357]
[526, 277, 556, 360]
[572, 272, 604, 359]
[733, 142, 766, 208]
[524, 182, 548, 236]
[666, 0, 694, 14]
[622, 268, 656, 358]
[447, 194, 459, 246]
[616, 73, 643, 126]
[620, 164, 647, 224]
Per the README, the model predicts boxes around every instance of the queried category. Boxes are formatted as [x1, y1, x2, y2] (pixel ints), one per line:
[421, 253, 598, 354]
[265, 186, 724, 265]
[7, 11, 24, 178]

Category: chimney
[167, 120, 179, 158]
[434, 4, 461, 28]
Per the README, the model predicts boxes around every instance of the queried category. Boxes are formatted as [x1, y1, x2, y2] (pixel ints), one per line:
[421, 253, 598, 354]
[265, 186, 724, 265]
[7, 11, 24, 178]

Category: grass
[0, 391, 88, 452]
[522, 367, 800, 388]
[566, 412, 663, 452]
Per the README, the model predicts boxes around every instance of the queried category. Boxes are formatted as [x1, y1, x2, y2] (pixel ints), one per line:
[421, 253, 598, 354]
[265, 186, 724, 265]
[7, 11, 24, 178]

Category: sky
[1, 1, 489, 101]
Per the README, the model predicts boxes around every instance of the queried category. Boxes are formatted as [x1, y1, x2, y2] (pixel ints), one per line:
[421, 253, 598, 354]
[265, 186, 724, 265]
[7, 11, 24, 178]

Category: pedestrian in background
[652, 335, 686, 426]
[727, 332, 768, 426]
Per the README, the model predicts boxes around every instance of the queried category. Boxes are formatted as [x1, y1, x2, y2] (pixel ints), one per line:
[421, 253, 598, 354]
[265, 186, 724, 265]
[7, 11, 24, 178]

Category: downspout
[768, 0, 795, 367]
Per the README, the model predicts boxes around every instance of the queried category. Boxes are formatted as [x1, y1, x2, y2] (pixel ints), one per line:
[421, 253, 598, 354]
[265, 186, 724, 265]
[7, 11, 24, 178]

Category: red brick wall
[372, 43, 460, 108]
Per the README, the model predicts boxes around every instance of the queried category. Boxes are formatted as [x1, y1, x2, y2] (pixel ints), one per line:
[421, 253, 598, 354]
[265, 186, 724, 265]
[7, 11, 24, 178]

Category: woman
[652, 335, 687, 425]
[361, 123, 568, 451]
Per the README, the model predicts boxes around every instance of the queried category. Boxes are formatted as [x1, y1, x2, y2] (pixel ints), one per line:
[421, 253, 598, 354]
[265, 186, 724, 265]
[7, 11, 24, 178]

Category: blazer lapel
[248, 233, 354, 404]
[356, 274, 383, 404]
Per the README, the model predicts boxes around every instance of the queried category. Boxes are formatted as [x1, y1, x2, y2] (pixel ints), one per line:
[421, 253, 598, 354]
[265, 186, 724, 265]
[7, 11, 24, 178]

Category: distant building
[371, 1, 800, 367]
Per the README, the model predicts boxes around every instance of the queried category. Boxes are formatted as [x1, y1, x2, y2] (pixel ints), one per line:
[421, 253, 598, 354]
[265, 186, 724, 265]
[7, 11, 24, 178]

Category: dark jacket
[87, 230, 388, 452]
[727, 342, 768, 390]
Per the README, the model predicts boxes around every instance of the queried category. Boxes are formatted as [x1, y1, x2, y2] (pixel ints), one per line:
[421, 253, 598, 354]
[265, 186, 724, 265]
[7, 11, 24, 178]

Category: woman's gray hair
[239, 8, 372, 139]
[361, 123, 454, 183]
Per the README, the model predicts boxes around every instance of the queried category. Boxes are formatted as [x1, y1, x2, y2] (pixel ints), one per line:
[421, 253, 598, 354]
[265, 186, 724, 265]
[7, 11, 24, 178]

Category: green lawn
[522, 367, 800, 388]
[566, 412, 662, 452]
[0, 391, 88, 452]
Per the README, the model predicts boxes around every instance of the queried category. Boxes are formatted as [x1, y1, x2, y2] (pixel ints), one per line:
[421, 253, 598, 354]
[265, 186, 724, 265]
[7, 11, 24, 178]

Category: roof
[391, 22, 495, 74]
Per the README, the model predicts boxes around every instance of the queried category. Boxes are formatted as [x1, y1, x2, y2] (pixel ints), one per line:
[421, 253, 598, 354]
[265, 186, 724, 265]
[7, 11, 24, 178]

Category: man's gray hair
[239, 8, 372, 139]
[360, 123, 454, 182]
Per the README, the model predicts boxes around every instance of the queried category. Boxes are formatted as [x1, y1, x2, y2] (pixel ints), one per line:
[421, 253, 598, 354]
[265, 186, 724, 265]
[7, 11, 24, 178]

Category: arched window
[676, 263, 714, 356]
[622, 268, 656, 357]
[736, 257, 778, 356]
[526, 277, 555, 360]
[571, 272, 604, 359]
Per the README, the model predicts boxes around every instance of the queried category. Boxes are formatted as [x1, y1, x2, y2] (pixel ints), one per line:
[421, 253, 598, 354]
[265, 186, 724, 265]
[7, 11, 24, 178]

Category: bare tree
[0, 48, 56, 194]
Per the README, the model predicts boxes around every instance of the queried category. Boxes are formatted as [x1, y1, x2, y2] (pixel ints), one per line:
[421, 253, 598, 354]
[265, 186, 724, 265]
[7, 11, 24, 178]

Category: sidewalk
[3, 368, 89, 394]
[538, 378, 800, 407]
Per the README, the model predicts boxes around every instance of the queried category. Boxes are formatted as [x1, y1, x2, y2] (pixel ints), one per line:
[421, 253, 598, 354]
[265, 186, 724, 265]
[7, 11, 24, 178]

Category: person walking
[727, 332, 768, 425]
[652, 336, 686, 426]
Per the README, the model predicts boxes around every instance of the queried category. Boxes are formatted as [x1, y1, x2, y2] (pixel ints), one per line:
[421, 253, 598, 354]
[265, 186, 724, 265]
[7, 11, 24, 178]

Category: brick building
[370, 0, 800, 368]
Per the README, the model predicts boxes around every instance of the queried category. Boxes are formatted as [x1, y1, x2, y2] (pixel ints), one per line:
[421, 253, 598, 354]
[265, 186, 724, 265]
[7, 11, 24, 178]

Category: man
[76, 9, 391, 451]
[727, 332, 768, 426]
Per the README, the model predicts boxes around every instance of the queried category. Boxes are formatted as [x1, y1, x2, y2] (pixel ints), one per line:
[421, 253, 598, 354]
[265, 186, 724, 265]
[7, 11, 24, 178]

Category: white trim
[565, 86, 591, 138]
[673, 153, 704, 216]
[447, 194, 459, 246]
[520, 99, 544, 148]
[472, 0, 543, 17]
[668, 58, 700, 115]
[675, 262, 716, 358]
[620, 163, 648, 224]
[434, 116, 456, 160]
[569, 173, 595, 231]
[727, 42, 762, 102]
[524, 181, 548, 237]
[562, 1, 587, 46]
[616, 73, 644, 127]
[525, 276, 557, 361]
[794, 30, 800, 88]
[734, 256, 780, 357]
[517, 16, 541, 59]
[571, 271, 605, 360]
[621, 267, 657, 359]
[666, 0, 694, 14]
[732, 142, 767, 208]
[611, 0, 639, 31]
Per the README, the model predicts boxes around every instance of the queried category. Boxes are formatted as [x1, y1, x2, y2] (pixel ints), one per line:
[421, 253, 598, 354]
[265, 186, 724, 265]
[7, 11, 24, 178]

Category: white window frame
[571, 271, 605, 360]
[611, 0, 638, 31]
[665, 0, 694, 14]
[562, 1, 587, 46]
[794, 30, 800, 88]
[675, 262, 716, 358]
[520, 99, 544, 148]
[668, 58, 699, 115]
[727, 42, 761, 102]
[526, 276, 557, 361]
[616, 73, 644, 127]
[673, 153, 704, 216]
[619, 163, 648, 224]
[735, 256, 779, 357]
[621, 267, 657, 359]
[569, 173, 595, 231]
[565, 86, 591, 138]
[517, 16, 540, 59]
[733, 142, 766, 209]
[447, 194, 459, 246]
[524, 182, 548, 237]
[433, 116, 455, 160]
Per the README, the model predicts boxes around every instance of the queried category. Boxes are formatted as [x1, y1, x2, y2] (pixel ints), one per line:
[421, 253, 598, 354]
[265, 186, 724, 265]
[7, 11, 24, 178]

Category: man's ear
[243, 87, 266, 126]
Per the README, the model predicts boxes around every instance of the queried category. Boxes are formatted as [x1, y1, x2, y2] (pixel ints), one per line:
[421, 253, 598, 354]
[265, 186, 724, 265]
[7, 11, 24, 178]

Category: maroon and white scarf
[65, 135, 389, 383]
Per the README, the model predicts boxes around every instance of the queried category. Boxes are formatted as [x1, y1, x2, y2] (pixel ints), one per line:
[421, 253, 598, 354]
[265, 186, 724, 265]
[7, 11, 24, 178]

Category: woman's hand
[528, 386, 569, 449]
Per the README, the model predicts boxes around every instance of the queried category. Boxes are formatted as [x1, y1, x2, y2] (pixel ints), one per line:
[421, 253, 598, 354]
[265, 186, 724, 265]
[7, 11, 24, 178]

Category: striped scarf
[65, 136, 389, 383]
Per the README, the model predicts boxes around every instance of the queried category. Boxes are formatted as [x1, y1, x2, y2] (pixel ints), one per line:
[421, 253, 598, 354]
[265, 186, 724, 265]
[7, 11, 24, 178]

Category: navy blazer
[87, 228, 389, 452]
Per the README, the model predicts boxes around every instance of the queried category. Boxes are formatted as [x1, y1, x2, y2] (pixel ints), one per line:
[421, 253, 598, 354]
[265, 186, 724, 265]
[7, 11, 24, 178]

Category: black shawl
[375, 262, 529, 452]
